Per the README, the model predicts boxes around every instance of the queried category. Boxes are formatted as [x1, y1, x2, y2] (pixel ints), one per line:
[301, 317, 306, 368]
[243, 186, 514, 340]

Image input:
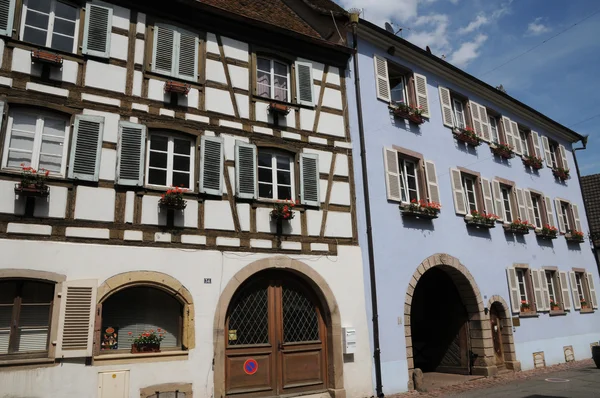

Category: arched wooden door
[489, 303, 504, 366]
[225, 272, 327, 397]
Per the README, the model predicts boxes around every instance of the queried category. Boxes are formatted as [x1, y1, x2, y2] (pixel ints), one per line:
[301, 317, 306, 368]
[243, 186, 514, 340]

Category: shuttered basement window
[101, 287, 182, 351]
[0, 280, 54, 356]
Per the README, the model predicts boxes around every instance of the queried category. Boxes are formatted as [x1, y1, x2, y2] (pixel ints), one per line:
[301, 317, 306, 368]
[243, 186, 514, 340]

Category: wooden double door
[225, 272, 327, 397]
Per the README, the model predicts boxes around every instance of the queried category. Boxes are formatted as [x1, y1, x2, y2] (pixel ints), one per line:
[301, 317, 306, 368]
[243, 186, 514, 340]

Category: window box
[565, 231, 585, 243]
[464, 211, 497, 228]
[552, 167, 570, 181]
[523, 155, 543, 170]
[503, 220, 530, 235]
[490, 143, 515, 159]
[400, 200, 440, 219]
[391, 104, 425, 125]
[14, 183, 50, 198]
[31, 49, 63, 67]
[520, 301, 532, 313]
[164, 81, 191, 95]
[271, 201, 296, 223]
[14, 166, 51, 198]
[535, 225, 558, 239]
[453, 127, 482, 147]
[550, 301, 561, 312]
[268, 102, 291, 116]
[158, 187, 187, 210]
[131, 344, 161, 354]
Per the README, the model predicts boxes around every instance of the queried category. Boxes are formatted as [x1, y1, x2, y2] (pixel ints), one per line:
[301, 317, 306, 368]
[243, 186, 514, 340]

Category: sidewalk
[391, 359, 599, 397]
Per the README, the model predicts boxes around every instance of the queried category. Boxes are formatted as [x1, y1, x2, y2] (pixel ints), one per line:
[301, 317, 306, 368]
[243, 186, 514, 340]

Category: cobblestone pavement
[390, 360, 600, 398]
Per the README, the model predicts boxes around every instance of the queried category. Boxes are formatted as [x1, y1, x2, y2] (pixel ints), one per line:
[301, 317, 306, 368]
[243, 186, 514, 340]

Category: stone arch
[213, 256, 344, 398]
[488, 295, 521, 371]
[405, 253, 496, 390]
[97, 271, 195, 349]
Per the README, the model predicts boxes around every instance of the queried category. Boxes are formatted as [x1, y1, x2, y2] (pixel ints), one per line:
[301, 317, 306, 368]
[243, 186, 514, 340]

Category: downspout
[349, 12, 384, 398]
[572, 136, 600, 274]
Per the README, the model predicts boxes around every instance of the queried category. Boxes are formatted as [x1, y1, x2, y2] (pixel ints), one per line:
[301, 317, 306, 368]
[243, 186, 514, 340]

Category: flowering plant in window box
[164, 80, 191, 95]
[271, 200, 296, 222]
[535, 224, 558, 239]
[552, 167, 570, 181]
[129, 329, 165, 353]
[550, 300, 560, 311]
[565, 230, 585, 243]
[158, 186, 187, 210]
[503, 219, 530, 234]
[464, 210, 498, 228]
[268, 102, 291, 115]
[391, 102, 425, 125]
[31, 49, 63, 67]
[14, 164, 50, 197]
[520, 300, 531, 312]
[490, 142, 515, 159]
[580, 298, 589, 309]
[400, 199, 441, 219]
[523, 154, 543, 170]
[453, 127, 482, 147]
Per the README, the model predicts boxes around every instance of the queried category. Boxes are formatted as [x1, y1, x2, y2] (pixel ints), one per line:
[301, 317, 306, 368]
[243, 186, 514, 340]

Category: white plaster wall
[134, 38, 144, 65]
[125, 191, 135, 224]
[324, 211, 353, 238]
[205, 59, 227, 84]
[221, 37, 248, 61]
[229, 65, 248, 90]
[330, 182, 351, 206]
[206, 33, 219, 54]
[317, 112, 345, 137]
[179, 88, 199, 109]
[132, 71, 143, 97]
[205, 88, 235, 116]
[109, 33, 129, 61]
[74, 187, 115, 222]
[109, 2, 131, 30]
[85, 61, 127, 93]
[0, 180, 25, 215]
[99, 148, 117, 181]
[221, 133, 248, 161]
[33, 186, 68, 218]
[0, 240, 373, 398]
[256, 208, 301, 235]
[82, 109, 120, 144]
[204, 200, 234, 231]
[174, 200, 199, 229]
[306, 210, 323, 236]
[327, 66, 341, 86]
[141, 195, 166, 226]
[322, 87, 343, 110]
[136, 12, 146, 35]
[235, 94, 249, 119]
[0, 39, 4, 69]
[300, 108, 315, 131]
[334, 154, 349, 177]
[12, 48, 42, 76]
[147, 79, 169, 102]
[237, 203, 250, 231]
[51, 60, 78, 84]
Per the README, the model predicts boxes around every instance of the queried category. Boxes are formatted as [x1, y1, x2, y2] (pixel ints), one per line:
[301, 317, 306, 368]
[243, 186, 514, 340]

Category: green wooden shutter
[200, 136, 223, 196]
[0, 0, 16, 37]
[235, 141, 257, 199]
[295, 61, 314, 106]
[116, 121, 146, 186]
[82, 2, 112, 58]
[177, 29, 198, 81]
[152, 24, 176, 76]
[68, 115, 104, 181]
[300, 153, 320, 207]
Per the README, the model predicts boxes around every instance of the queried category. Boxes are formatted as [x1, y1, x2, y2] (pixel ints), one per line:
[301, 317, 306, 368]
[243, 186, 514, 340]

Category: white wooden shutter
[559, 271, 572, 311]
[55, 280, 98, 358]
[478, 105, 490, 142]
[68, 115, 104, 182]
[152, 24, 176, 76]
[569, 271, 581, 310]
[300, 153, 320, 207]
[235, 141, 257, 199]
[506, 268, 521, 314]
[116, 122, 146, 186]
[587, 272, 599, 309]
[554, 199, 566, 233]
[177, 29, 199, 81]
[450, 168, 467, 215]
[544, 195, 555, 227]
[510, 120, 522, 155]
[492, 179, 505, 222]
[515, 188, 528, 222]
[468, 100, 483, 138]
[424, 160, 440, 204]
[531, 269, 544, 311]
[524, 190, 537, 228]
[82, 3, 112, 58]
[501, 116, 515, 149]
[295, 61, 314, 106]
[413, 73, 429, 117]
[438, 86, 454, 128]
[540, 271, 551, 312]
[373, 55, 390, 102]
[572, 204, 582, 232]
[558, 144, 569, 170]
[541, 135, 553, 166]
[383, 148, 401, 202]
[531, 131, 542, 158]
[0, 0, 15, 37]
[480, 177, 494, 215]
[199, 136, 224, 196]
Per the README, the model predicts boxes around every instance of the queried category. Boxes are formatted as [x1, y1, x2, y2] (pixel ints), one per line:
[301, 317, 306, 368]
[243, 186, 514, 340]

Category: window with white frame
[2, 109, 70, 175]
[21, 0, 79, 53]
[549, 140, 560, 169]
[516, 269, 528, 303]
[399, 157, 419, 203]
[452, 98, 466, 129]
[501, 185, 513, 221]
[545, 270, 559, 308]
[390, 73, 409, 105]
[489, 115, 500, 143]
[146, 133, 194, 189]
[257, 149, 294, 200]
[257, 57, 290, 102]
[462, 175, 477, 213]
[519, 129, 530, 156]
[560, 202, 571, 232]
[531, 195, 543, 227]
[575, 273, 586, 304]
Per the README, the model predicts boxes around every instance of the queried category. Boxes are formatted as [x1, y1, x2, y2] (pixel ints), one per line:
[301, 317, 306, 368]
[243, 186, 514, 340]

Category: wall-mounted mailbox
[343, 327, 356, 354]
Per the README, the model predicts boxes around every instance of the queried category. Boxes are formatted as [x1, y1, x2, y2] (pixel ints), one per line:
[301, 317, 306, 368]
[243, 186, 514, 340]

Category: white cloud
[336, 0, 420, 25]
[405, 13, 451, 54]
[448, 34, 488, 67]
[457, 15, 489, 35]
[526, 17, 551, 36]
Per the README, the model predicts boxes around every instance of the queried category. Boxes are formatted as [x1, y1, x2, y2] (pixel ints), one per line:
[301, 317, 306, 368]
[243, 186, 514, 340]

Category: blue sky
[334, 0, 600, 175]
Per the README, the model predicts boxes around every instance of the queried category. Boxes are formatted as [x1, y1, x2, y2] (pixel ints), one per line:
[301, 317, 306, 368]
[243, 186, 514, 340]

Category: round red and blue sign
[243, 358, 259, 375]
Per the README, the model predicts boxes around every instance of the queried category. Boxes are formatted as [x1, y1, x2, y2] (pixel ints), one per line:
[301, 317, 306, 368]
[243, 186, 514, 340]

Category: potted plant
[520, 300, 531, 313]
[535, 224, 558, 239]
[129, 329, 165, 353]
[158, 186, 187, 210]
[565, 230, 585, 243]
[523, 154, 543, 170]
[552, 167, 570, 181]
[464, 210, 499, 228]
[391, 102, 425, 125]
[453, 127, 482, 147]
[490, 142, 515, 159]
[14, 164, 50, 197]
[550, 300, 560, 311]
[503, 219, 530, 234]
[580, 298, 589, 310]
[400, 199, 441, 219]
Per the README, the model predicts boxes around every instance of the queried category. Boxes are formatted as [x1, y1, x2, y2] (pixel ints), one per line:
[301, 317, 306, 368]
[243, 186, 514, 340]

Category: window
[575, 273, 586, 304]
[391, 74, 409, 104]
[489, 115, 500, 144]
[531, 195, 543, 227]
[516, 269, 529, 303]
[560, 202, 571, 232]
[452, 98, 466, 129]
[462, 175, 477, 213]
[548, 141, 559, 169]
[545, 271, 560, 307]
[258, 149, 294, 200]
[146, 133, 194, 189]
[399, 157, 419, 203]
[21, 0, 79, 53]
[0, 280, 54, 357]
[101, 287, 183, 352]
[257, 57, 289, 102]
[501, 186, 513, 222]
[519, 129, 530, 156]
[152, 24, 198, 81]
[2, 109, 70, 175]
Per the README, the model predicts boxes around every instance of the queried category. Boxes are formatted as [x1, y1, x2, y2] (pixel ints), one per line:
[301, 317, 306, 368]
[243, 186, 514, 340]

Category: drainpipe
[348, 10, 384, 398]
[572, 136, 600, 274]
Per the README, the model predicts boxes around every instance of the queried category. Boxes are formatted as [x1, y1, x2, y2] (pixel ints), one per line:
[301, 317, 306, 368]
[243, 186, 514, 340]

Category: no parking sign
[243, 359, 258, 375]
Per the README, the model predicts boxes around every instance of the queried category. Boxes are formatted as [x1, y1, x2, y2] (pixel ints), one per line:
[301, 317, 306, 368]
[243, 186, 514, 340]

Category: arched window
[100, 287, 183, 352]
